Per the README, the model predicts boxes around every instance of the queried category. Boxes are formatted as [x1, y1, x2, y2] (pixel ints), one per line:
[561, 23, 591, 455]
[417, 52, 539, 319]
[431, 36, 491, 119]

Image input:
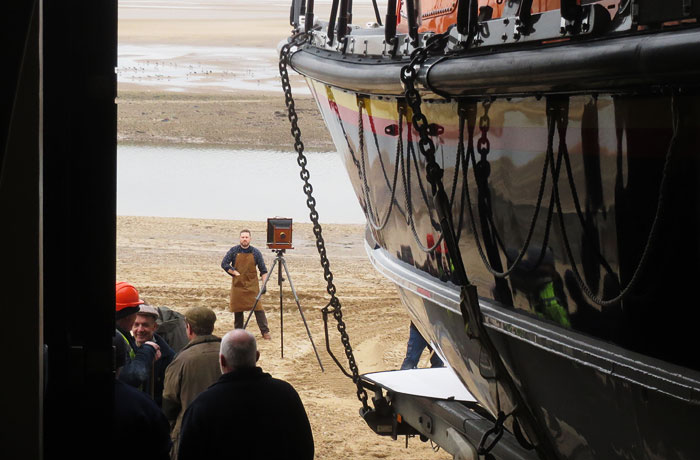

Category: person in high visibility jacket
[132, 304, 175, 407]
[113, 333, 171, 460]
[115, 281, 161, 391]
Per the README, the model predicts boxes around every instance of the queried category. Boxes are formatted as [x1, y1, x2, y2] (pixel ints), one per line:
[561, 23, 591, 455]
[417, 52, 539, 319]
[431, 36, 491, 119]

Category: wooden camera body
[267, 217, 293, 250]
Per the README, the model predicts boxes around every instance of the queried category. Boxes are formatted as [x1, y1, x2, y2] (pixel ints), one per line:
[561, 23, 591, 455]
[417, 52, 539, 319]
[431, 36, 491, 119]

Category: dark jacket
[144, 332, 175, 407]
[116, 326, 156, 389]
[113, 379, 171, 460]
[178, 367, 314, 460]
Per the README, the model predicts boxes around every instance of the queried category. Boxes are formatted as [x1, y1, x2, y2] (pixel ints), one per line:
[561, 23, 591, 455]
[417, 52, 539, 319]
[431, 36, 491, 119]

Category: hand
[231, 269, 240, 277]
[145, 341, 162, 361]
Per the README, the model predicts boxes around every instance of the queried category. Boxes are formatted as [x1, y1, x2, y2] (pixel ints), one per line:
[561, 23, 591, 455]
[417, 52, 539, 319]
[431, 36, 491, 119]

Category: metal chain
[279, 34, 369, 410]
[357, 98, 402, 231]
[366, 99, 409, 221]
[400, 34, 557, 459]
[399, 32, 470, 283]
[462, 100, 559, 279]
[548, 93, 679, 307]
[328, 92, 444, 251]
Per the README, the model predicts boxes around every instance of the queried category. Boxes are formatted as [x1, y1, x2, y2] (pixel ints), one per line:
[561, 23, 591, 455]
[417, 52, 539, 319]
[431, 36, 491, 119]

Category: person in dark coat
[132, 304, 175, 407]
[115, 281, 161, 390]
[113, 333, 171, 460]
[177, 329, 314, 460]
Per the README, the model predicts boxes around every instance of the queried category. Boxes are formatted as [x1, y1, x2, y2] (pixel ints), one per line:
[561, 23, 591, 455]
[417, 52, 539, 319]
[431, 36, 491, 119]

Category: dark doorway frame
[1, 2, 117, 458]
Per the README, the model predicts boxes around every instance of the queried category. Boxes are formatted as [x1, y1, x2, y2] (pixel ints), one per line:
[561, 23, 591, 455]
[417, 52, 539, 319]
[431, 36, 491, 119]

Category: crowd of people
[113, 276, 314, 459]
[113, 228, 442, 459]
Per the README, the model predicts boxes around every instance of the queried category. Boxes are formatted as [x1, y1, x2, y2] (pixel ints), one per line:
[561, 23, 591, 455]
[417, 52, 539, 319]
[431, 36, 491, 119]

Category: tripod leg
[280, 257, 324, 372]
[244, 257, 277, 329]
[279, 251, 283, 358]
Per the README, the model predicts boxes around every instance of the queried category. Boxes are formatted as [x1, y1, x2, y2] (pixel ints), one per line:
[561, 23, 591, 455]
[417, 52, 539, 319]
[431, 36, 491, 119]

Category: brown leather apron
[229, 252, 263, 312]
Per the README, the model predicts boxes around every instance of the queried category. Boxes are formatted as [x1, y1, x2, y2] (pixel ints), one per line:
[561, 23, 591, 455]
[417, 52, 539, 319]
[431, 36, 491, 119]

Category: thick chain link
[279, 34, 369, 410]
[399, 32, 470, 285]
[400, 33, 451, 198]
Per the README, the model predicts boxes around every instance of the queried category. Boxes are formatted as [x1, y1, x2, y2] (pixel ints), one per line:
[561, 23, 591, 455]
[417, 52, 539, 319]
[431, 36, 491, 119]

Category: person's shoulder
[115, 379, 158, 408]
[267, 375, 299, 394]
[187, 377, 225, 405]
[155, 333, 174, 354]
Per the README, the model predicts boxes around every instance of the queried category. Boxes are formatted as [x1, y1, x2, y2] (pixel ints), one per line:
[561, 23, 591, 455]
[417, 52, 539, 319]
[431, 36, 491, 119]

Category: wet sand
[118, 91, 334, 151]
[117, 216, 451, 459]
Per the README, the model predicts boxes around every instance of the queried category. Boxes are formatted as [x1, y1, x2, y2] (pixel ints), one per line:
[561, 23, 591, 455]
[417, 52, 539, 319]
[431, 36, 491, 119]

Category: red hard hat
[115, 281, 144, 312]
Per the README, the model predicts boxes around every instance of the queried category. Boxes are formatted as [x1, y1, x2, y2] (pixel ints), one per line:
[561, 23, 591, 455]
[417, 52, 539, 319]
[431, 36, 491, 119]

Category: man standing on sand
[177, 329, 314, 460]
[162, 306, 222, 460]
[221, 229, 271, 340]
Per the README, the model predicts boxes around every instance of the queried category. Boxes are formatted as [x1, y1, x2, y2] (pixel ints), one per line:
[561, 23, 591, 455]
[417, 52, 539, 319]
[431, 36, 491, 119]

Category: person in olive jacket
[162, 307, 222, 460]
[177, 329, 314, 460]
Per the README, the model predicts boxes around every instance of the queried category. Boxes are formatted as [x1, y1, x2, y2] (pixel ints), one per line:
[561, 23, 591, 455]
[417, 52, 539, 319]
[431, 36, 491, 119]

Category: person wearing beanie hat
[115, 281, 161, 392]
[162, 306, 222, 459]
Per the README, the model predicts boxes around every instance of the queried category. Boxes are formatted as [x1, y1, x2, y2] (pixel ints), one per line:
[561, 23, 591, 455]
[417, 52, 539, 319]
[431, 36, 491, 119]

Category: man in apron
[221, 229, 271, 339]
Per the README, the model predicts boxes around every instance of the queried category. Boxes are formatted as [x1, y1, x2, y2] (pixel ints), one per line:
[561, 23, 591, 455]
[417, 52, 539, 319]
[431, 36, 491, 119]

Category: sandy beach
[117, 1, 450, 458]
[118, 217, 450, 459]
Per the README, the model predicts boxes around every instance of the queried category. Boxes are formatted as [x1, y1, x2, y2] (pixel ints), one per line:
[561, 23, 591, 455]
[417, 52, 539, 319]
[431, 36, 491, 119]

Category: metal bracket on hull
[449, 4, 612, 50]
[400, 35, 558, 459]
[361, 369, 538, 460]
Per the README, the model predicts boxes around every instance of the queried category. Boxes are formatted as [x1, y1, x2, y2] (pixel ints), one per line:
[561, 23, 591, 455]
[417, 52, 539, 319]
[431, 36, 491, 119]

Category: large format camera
[266, 217, 293, 250]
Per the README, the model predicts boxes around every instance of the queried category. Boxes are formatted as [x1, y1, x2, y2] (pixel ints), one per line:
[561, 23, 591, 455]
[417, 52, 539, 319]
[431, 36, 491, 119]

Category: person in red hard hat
[115, 281, 161, 392]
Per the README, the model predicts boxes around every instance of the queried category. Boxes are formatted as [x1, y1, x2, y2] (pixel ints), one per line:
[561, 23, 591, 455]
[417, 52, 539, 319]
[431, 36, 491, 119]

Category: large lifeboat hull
[286, 2, 700, 457]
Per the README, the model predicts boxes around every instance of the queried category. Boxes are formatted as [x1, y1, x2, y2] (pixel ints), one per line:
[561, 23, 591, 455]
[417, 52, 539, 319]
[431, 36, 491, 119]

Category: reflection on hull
[305, 82, 700, 458]
[285, 6, 700, 457]
[367, 237, 700, 459]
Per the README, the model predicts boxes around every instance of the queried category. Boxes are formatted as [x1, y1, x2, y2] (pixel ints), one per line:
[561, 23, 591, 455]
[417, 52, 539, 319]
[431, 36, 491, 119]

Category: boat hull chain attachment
[278, 32, 371, 412]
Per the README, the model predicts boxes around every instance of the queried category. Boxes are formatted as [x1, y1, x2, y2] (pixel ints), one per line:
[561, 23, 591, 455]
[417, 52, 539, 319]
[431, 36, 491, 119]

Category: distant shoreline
[117, 90, 334, 151]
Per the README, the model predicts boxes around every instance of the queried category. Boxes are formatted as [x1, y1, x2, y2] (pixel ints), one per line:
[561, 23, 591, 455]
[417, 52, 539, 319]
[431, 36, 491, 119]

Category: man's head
[132, 304, 159, 347]
[239, 229, 251, 248]
[219, 329, 259, 374]
[184, 307, 217, 339]
[115, 281, 145, 331]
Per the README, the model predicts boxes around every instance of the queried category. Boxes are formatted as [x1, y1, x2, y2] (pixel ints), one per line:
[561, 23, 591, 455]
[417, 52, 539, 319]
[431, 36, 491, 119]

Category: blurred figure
[506, 247, 571, 328]
[162, 307, 221, 460]
[178, 329, 314, 460]
[152, 305, 189, 353]
[132, 304, 175, 407]
[113, 333, 171, 460]
[401, 322, 444, 370]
